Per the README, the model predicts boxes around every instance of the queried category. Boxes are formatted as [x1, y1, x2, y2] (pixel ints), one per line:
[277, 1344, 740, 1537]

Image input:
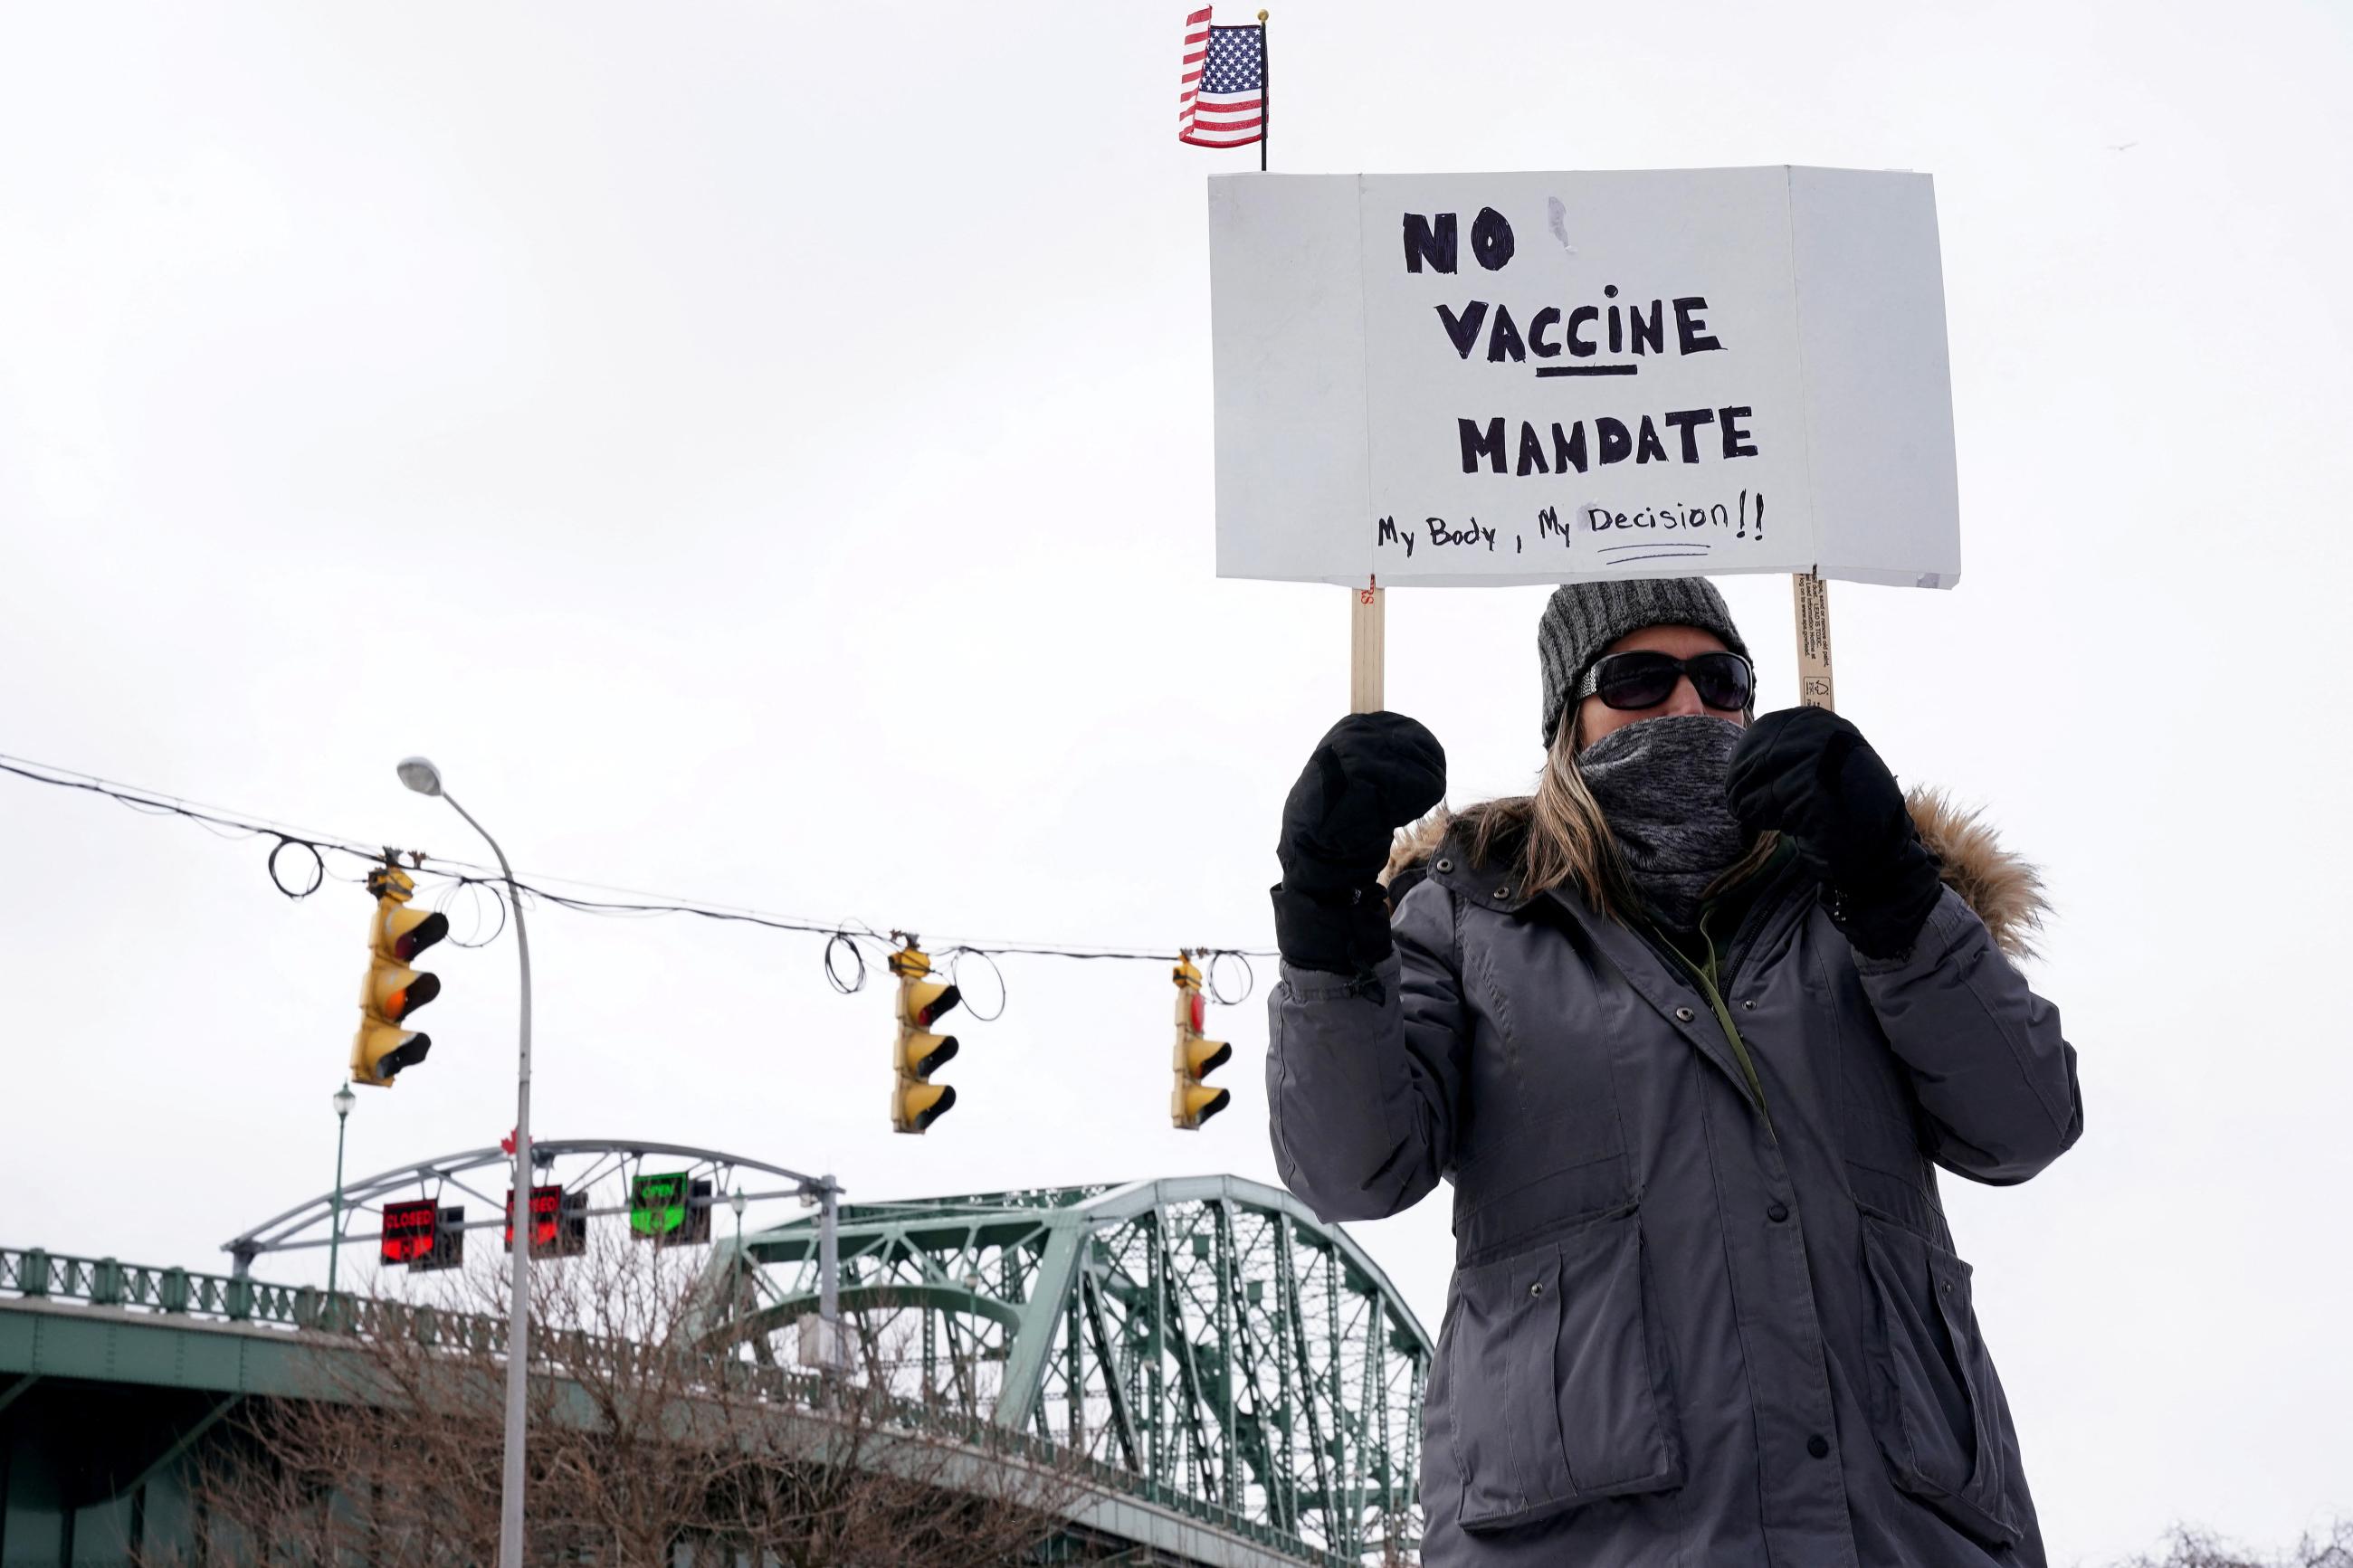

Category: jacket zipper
[1661, 898, 1776, 1131]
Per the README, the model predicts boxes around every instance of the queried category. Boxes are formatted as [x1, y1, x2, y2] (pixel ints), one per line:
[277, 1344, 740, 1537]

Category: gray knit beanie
[1537, 577, 1750, 744]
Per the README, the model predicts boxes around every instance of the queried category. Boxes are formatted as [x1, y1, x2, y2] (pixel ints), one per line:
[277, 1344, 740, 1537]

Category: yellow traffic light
[1171, 953, 1231, 1130]
[889, 938, 960, 1134]
[351, 862, 448, 1088]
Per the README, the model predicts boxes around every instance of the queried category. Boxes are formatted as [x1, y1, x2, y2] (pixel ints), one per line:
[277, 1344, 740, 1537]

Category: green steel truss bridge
[0, 1145, 1430, 1568]
[710, 1174, 1429, 1561]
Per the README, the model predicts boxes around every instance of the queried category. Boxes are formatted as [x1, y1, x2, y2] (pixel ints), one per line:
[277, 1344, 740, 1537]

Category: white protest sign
[1209, 167, 1961, 589]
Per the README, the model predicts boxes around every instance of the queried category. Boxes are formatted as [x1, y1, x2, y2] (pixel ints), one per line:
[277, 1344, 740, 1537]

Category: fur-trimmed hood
[1383, 787, 2047, 959]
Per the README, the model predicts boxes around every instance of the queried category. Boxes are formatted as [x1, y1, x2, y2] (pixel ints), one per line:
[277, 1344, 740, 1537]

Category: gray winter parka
[1266, 794, 2082, 1568]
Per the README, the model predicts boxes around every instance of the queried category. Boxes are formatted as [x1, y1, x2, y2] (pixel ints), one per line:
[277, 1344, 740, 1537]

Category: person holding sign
[1266, 577, 2081, 1568]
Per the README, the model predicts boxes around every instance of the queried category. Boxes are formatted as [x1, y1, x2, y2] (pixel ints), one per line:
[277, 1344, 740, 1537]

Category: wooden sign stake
[1349, 577, 1385, 713]
[1792, 572, 1834, 710]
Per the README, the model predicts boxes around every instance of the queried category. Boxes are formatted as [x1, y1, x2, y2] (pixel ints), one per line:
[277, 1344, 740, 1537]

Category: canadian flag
[500, 1127, 518, 1157]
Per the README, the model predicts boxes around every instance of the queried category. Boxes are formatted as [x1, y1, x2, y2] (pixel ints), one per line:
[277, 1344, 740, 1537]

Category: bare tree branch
[2111, 1522, 2353, 1568]
[145, 1231, 1111, 1568]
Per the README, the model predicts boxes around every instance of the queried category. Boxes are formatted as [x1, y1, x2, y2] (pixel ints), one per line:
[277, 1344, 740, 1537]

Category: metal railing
[1, 1244, 1370, 1568]
[4, 1245, 310, 1324]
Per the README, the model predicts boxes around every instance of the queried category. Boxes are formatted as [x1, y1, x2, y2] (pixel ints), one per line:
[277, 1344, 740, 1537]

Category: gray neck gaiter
[1577, 714, 1749, 934]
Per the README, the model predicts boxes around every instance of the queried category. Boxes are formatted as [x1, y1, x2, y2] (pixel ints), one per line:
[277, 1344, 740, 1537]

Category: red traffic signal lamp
[889, 937, 960, 1134]
[1171, 953, 1231, 1130]
[351, 862, 448, 1088]
[506, 1184, 586, 1256]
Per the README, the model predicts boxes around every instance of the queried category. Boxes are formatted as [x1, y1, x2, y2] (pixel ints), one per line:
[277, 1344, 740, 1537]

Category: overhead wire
[432, 877, 510, 950]
[0, 751, 1278, 1006]
[940, 946, 1008, 1022]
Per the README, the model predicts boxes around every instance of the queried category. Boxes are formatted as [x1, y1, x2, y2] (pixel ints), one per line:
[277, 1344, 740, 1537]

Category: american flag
[1177, 7, 1263, 148]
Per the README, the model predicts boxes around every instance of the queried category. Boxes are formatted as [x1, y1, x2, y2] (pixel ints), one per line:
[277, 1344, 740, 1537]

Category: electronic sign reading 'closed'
[380, 1200, 439, 1265]
[380, 1199, 462, 1270]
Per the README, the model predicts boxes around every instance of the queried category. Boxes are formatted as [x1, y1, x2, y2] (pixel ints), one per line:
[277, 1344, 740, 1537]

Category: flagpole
[1257, 10, 1270, 173]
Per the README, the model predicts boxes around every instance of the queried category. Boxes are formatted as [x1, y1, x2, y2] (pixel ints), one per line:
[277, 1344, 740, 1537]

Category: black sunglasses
[1575, 650, 1755, 712]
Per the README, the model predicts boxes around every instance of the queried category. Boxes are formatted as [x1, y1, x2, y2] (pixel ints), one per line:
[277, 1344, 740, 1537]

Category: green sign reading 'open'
[629, 1172, 712, 1242]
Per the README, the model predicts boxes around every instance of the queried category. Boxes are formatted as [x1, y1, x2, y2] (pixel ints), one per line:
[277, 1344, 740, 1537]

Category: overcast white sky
[4, 2, 2349, 1562]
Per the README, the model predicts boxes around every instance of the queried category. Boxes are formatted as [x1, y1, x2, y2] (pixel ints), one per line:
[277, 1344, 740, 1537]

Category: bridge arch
[220, 1138, 834, 1275]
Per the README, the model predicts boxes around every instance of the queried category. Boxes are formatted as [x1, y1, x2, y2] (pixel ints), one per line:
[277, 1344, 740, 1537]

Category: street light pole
[817, 1174, 843, 1371]
[327, 1082, 356, 1299]
[729, 1187, 747, 1314]
[398, 756, 534, 1568]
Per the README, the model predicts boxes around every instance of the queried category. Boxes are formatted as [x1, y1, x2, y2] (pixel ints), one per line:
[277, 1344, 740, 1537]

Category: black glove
[1272, 713, 1447, 974]
[1725, 706, 1941, 958]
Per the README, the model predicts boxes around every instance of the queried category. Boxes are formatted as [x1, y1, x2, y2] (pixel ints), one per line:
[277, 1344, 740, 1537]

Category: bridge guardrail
[2, 1245, 306, 1325]
[1, 1244, 1360, 1568]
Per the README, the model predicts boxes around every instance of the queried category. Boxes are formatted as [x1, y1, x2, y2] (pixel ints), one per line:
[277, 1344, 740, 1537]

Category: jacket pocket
[1856, 1211, 2023, 1549]
[1444, 1205, 1682, 1532]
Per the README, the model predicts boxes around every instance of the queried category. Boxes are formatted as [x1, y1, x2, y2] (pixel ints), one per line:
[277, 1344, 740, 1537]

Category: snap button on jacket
[1266, 806, 2082, 1568]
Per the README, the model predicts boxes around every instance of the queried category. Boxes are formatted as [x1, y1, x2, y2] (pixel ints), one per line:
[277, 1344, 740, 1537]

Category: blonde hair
[1465, 710, 1777, 927]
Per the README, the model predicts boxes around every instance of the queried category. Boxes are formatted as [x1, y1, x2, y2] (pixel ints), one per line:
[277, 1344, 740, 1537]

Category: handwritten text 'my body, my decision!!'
[1404, 206, 1761, 483]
